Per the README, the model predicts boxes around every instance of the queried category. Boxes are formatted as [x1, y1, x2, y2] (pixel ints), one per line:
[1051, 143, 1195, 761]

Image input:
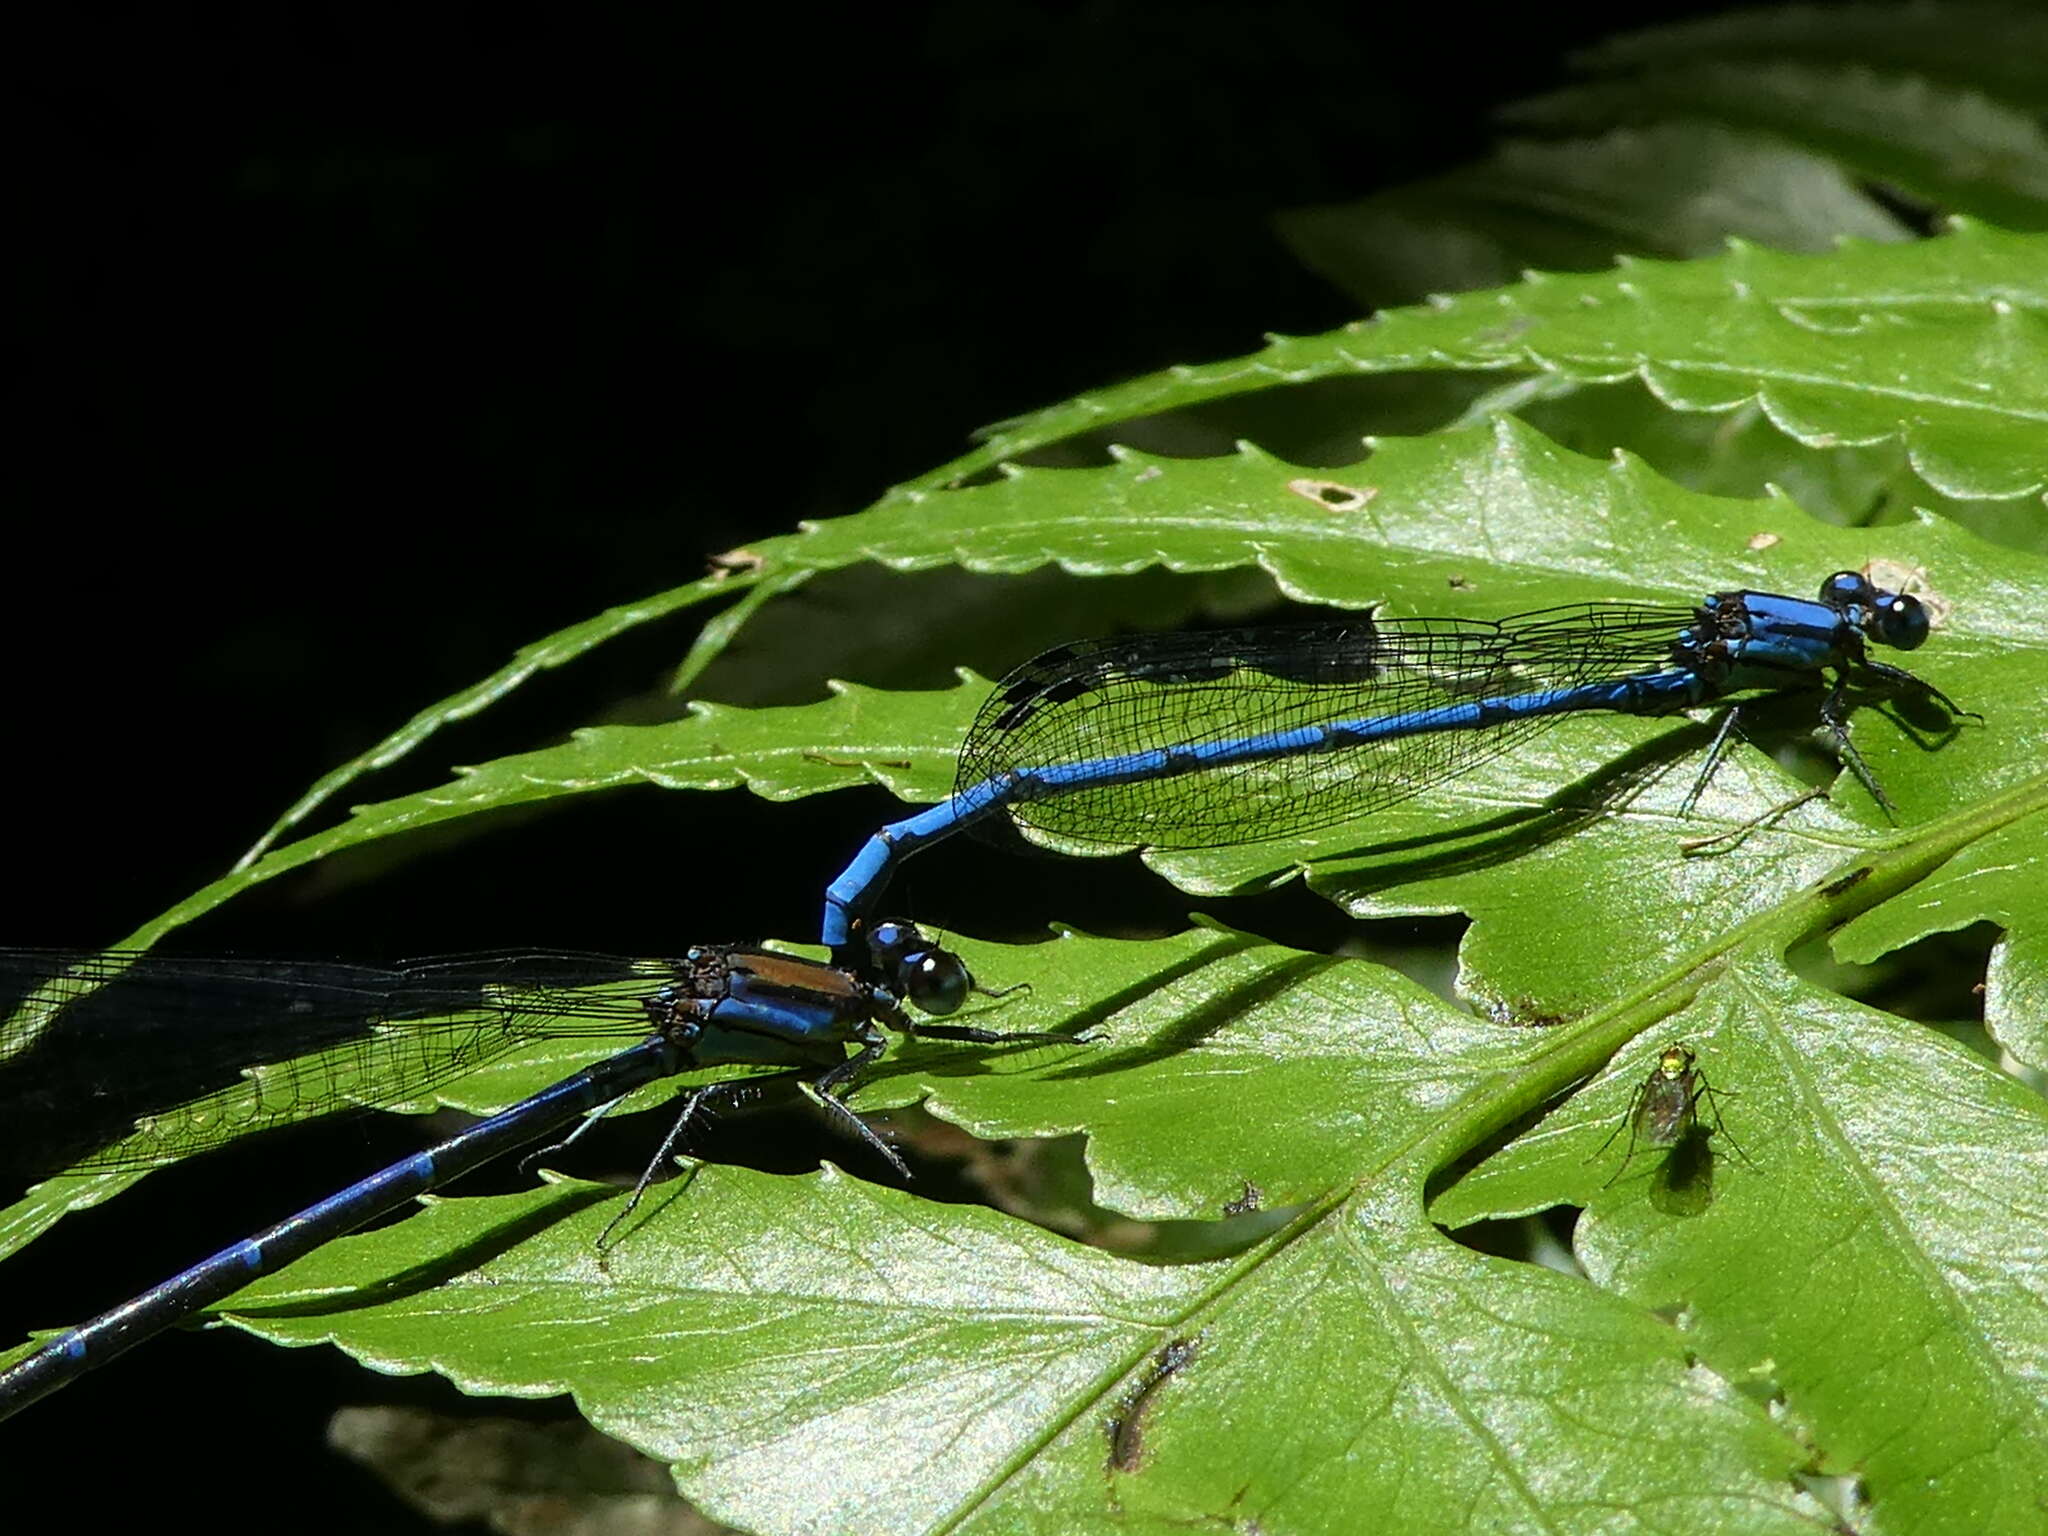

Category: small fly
[1594, 1042, 1748, 1186]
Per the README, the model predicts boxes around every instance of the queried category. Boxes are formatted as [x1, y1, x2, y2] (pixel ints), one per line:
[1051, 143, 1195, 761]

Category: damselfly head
[866, 920, 971, 1016]
[1821, 570, 1930, 652]
[1872, 591, 1931, 651]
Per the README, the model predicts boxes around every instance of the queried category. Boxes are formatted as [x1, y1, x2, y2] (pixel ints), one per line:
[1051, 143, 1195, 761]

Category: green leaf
[214, 1164, 1832, 1536]
[1830, 809, 2048, 1069]
[1434, 967, 2048, 1535]
[232, 569, 793, 870]
[919, 222, 2048, 506]
[682, 564, 1274, 706]
[117, 920, 2048, 1534]
[1574, 4, 2048, 115]
[1508, 63, 2048, 231]
[1277, 122, 1911, 310]
[1512, 380, 2048, 553]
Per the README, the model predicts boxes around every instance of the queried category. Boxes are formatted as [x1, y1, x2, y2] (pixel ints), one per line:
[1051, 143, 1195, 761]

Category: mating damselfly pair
[0, 566, 1966, 1419]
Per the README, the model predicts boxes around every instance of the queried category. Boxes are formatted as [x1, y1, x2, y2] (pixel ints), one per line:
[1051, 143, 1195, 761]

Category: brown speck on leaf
[1285, 477, 1375, 513]
[707, 547, 766, 579]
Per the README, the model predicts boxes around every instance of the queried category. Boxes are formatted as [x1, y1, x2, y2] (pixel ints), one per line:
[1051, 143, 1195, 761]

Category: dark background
[7, 2, 1731, 1522]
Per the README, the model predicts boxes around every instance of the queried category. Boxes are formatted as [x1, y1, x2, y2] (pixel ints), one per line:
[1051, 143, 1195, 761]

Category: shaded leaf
[1510, 63, 2048, 231]
[1575, 3, 2048, 115]
[1831, 809, 2048, 1068]
[1278, 122, 1909, 311]
[328, 1405, 727, 1535]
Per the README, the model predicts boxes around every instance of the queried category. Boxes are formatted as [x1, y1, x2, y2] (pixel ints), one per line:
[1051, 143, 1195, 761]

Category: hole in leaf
[1788, 920, 1998, 1069]
[1794, 1470, 1868, 1533]
[1439, 1207, 1585, 1279]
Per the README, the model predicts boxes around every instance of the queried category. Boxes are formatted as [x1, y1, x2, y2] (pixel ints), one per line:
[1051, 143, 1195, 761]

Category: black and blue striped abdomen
[955, 608, 1693, 853]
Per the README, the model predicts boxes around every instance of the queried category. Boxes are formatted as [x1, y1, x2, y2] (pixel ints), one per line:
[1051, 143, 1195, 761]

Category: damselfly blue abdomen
[823, 570, 1964, 954]
[0, 924, 1066, 1420]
